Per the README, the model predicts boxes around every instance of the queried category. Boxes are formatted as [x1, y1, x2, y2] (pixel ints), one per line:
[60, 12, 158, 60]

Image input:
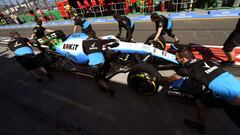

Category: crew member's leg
[126, 25, 135, 42]
[15, 55, 47, 83]
[167, 29, 179, 44]
[223, 104, 240, 128]
[92, 65, 115, 97]
[222, 30, 240, 66]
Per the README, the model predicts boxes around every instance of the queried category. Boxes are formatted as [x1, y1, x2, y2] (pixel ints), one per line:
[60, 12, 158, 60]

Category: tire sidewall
[127, 63, 161, 95]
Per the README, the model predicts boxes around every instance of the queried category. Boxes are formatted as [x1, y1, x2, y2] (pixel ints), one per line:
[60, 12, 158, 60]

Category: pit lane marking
[0, 37, 11, 44]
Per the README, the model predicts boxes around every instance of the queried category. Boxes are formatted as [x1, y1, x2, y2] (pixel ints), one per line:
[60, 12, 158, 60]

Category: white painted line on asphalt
[0, 37, 11, 44]
[42, 90, 118, 121]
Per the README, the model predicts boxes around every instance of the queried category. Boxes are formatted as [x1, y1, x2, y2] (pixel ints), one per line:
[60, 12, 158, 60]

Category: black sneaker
[183, 119, 205, 134]
[36, 78, 43, 83]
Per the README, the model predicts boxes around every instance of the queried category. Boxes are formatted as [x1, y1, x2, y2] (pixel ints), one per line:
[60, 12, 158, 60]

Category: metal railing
[109, 2, 127, 15]
[139, 2, 155, 14]
[171, 0, 197, 12]
[89, 5, 105, 17]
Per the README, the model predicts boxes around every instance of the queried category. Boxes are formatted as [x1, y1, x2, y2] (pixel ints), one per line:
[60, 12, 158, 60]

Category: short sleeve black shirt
[8, 37, 30, 52]
[155, 15, 169, 32]
[118, 16, 131, 30]
[176, 59, 226, 86]
[83, 39, 116, 55]
[33, 26, 46, 38]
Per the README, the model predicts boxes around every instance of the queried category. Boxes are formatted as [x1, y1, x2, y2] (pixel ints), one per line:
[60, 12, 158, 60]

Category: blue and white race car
[35, 30, 179, 95]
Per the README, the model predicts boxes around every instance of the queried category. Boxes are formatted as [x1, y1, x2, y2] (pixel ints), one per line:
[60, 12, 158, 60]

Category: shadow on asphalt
[0, 52, 240, 135]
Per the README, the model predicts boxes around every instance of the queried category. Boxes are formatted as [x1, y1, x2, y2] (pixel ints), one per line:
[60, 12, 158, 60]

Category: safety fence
[109, 2, 127, 15]
[89, 5, 105, 17]
[0, 9, 63, 25]
[72, 2, 127, 18]
[0, 0, 239, 26]
[171, 0, 197, 12]
[0, 1, 129, 26]
[139, 0, 155, 14]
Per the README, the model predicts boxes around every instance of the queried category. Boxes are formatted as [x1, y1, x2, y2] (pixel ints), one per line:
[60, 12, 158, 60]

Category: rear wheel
[127, 63, 161, 95]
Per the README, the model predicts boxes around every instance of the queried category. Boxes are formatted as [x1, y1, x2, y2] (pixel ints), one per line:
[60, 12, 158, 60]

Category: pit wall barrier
[0, 9, 239, 29]
[169, 9, 240, 19]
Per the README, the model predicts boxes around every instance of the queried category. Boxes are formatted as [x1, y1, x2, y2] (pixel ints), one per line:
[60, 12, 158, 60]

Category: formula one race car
[34, 30, 180, 95]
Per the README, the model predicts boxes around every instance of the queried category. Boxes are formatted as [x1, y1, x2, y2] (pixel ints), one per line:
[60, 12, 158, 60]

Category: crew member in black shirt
[8, 31, 52, 83]
[147, 13, 179, 50]
[83, 32, 118, 97]
[73, 16, 95, 35]
[31, 20, 54, 39]
[113, 14, 135, 42]
[164, 47, 240, 133]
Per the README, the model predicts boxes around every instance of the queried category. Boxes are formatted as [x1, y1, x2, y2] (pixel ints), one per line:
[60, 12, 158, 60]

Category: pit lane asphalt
[0, 18, 240, 135]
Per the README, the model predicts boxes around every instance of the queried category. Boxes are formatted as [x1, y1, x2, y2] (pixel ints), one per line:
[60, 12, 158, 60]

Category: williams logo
[63, 44, 79, 50]
[203, 62, 211, 69]
[89, 43, 98, 50]
[203, 62, 218, 74]
[13, 41, 22, 47]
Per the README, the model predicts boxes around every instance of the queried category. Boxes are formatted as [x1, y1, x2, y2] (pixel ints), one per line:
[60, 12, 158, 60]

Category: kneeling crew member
[165, 47, 240, 133]
[8, 31, 52, 83]
[82, 32, 118, 97]
[113, 14, 135, 42]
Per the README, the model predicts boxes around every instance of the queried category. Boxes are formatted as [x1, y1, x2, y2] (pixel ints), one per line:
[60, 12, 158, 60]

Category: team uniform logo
[89, 43, 98, 50]
[203, 62, 218, 74]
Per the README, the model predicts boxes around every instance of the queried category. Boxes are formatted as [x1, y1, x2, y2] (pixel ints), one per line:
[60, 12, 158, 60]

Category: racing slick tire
[127, 63, 161, 96]
[145, 35, 166, 50]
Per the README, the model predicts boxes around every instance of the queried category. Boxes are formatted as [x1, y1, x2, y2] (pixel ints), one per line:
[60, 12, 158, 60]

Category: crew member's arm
[100, 39, 119, 48]
[46, 29, 54, 33]
[30, 33, 36, 40]
[162, 66, 189, 82]
[118, 22, 122, 37]
[25, 38, 35, 47]
[154, 21, 163, 41]
[73, 25, 78, 33]
[30, 27, 36, 39]
[162, 73, 182, 82]
[100, 39, 117, 44]
[154, 27, 162, 41]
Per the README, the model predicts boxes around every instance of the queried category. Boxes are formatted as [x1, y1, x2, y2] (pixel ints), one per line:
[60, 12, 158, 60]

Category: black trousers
[126, 25, 135, 42]
[181, 78, 240, 128]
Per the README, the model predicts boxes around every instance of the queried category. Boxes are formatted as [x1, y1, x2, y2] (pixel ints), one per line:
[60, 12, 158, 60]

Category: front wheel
[127, 63, 162, 96]
[145, 34, 166, 50]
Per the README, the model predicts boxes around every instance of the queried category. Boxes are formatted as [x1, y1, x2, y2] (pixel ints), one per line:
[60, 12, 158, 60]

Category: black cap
[36, 20, 42, 26]
[87, 31, 97, 39]
[113, 14, 121, 20]
[150, 13, 160, 21]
